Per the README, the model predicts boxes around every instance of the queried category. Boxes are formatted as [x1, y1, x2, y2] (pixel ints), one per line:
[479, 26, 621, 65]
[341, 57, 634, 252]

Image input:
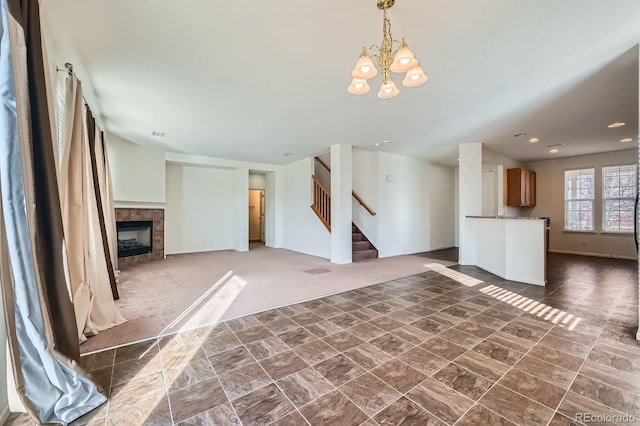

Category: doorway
[482, 169, 498, 216]
[248, 189, 264, 243]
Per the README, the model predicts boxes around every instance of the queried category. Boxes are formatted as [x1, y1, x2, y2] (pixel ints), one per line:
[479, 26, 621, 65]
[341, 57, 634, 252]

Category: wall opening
[249, 172, 268, 248]
[249, 189, 265, 243]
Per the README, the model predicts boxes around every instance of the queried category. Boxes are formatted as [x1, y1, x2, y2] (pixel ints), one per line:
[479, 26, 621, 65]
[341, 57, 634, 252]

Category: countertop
[466, 215, 549, 220]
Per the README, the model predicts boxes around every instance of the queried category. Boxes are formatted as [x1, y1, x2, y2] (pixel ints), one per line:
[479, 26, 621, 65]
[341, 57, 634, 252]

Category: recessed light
[152, 131, 165, 137]
[620, 138, 633, 143]
[528, 137, 540, 144]
[374, 140, 391, 147]
[607, 122, 625, 128]
[549, 148, 559, 154]
[513, 133, 527, 137]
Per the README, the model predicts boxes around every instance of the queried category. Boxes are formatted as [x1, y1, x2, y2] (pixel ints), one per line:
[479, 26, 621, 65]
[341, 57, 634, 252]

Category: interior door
[248, 190, 262, 242]
[260, 191, 265, 242]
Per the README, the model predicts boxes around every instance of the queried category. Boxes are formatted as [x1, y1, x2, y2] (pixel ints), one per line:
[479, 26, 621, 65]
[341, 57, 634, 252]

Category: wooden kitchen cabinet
[507, 168, 536, 207]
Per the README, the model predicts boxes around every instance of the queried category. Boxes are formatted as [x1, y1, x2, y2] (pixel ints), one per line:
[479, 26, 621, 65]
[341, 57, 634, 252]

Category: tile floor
[6, 253, 639, 425]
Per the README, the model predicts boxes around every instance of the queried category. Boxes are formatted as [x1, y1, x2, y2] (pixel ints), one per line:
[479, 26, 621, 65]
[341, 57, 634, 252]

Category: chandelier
[347, 0, 428, 99]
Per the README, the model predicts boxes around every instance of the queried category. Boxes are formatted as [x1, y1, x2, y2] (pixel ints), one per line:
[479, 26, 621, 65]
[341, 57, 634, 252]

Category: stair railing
[311, 175, 331, 231]
[313, 157, 377, 221]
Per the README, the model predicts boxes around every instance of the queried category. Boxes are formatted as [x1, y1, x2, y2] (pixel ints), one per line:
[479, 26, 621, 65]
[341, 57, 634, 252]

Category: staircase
[352, 223, 378, 262]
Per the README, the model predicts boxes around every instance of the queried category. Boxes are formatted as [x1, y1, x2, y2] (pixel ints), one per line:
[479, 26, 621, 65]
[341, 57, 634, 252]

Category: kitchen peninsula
[465, 216, 547, 286]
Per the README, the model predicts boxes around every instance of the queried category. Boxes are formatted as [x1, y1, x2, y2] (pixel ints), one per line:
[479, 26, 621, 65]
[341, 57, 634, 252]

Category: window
[603, 164, 637, 233]
[564, 168, 595, 231]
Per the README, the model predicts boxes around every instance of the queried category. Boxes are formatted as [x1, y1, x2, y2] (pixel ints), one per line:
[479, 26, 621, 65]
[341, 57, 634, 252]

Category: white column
[265, 171, 281, 248]
[233, 168, 249, 252]
[331, 144, 353, 264]
[458, 143, 483, 265]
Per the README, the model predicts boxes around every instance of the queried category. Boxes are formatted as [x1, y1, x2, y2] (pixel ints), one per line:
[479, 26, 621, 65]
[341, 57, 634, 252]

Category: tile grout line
[163, 327, 229, 425]
[423, 270, 586, 425]
[549, 306, 616, 425]
[271, 296, 450, 424]
[226, 322, 313, 426]
[85, 260, 635, 426]
[450, 308, 559, 425]
[101, 350, 116, 425]
[305, 281, 495, 424]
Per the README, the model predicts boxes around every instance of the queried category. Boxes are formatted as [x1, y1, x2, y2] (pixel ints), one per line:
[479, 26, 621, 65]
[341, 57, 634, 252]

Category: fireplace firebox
[117, 221, 153, 258]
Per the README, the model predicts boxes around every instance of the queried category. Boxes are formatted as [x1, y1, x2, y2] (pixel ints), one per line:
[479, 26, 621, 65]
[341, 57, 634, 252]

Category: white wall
[265, 172, 281, 248]
[482, 164, 498, 216]
[165, 163, 183, 254]
[233, 168, 249, 252]
[281, 158, 331, 259]
[352, 149, 456, 258]
[105, 133, 166, 203]
[165, 164, 236, 254]
[164, 153, 284, 254]
[352, 148, 380, 247]
[330, 144, 352, 264]
[249, 173, 266, 190]
[454, 168, 459, 246]
[459, 143, 483, 264]
[482, 148, 527, 217]
[524, 148, 637, 259]
[427, 161, 457, 252]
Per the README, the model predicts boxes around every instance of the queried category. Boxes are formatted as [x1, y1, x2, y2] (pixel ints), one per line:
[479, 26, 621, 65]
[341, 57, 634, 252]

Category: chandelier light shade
[348, 78, 371, 95]
[352, 49, 378, 80]
[347, 0, 428, 99]
[402, 65, 428, 87]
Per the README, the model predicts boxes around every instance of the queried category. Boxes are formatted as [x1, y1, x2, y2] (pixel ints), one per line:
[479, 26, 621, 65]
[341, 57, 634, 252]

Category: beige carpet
[80, 244, 455, 354]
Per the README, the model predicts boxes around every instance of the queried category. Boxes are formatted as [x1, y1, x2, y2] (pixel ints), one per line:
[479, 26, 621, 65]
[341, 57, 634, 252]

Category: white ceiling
[41, 0, 640, 166]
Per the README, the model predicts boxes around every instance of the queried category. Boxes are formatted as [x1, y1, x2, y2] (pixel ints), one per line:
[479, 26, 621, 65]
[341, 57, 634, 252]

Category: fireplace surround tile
[116, 208, 164, 268]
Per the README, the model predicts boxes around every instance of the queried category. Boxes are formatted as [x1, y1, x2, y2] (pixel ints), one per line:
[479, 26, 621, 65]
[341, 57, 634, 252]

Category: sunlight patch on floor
[425, 263, 483, 287]
[428, 267, 584, 331]
[161, 271, 247, 335]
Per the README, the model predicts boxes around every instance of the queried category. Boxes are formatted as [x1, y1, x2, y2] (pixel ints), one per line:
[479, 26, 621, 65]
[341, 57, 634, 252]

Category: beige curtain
[56, 73, 125, 342]
[87, 115, 119, 296]
[96, 130, 119, 275]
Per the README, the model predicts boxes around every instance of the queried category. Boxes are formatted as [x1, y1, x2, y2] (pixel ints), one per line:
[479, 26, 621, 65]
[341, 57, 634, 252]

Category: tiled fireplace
[115, 208, 164, 267]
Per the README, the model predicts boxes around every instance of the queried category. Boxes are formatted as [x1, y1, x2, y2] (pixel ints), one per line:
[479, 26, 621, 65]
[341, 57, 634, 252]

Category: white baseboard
[477, 263, 507, 281]
[476, 264, 545, 286]
[548, 249, 637, 261]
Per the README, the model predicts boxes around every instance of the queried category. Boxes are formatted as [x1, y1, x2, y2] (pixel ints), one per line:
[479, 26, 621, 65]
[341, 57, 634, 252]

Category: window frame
[601, 163, 637, 234]
[564, 167, 596, 232]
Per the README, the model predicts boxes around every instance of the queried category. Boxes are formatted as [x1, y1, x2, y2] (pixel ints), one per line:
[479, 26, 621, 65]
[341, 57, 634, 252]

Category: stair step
[352, 241, 371, 251]
[352, 233, 366, 242]
[353, 249, 378, 262]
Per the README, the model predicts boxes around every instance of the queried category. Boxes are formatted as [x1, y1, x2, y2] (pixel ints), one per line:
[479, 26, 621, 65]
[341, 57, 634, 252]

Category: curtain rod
[55, 62, 73, 75]
[55, 63, 93, 111]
